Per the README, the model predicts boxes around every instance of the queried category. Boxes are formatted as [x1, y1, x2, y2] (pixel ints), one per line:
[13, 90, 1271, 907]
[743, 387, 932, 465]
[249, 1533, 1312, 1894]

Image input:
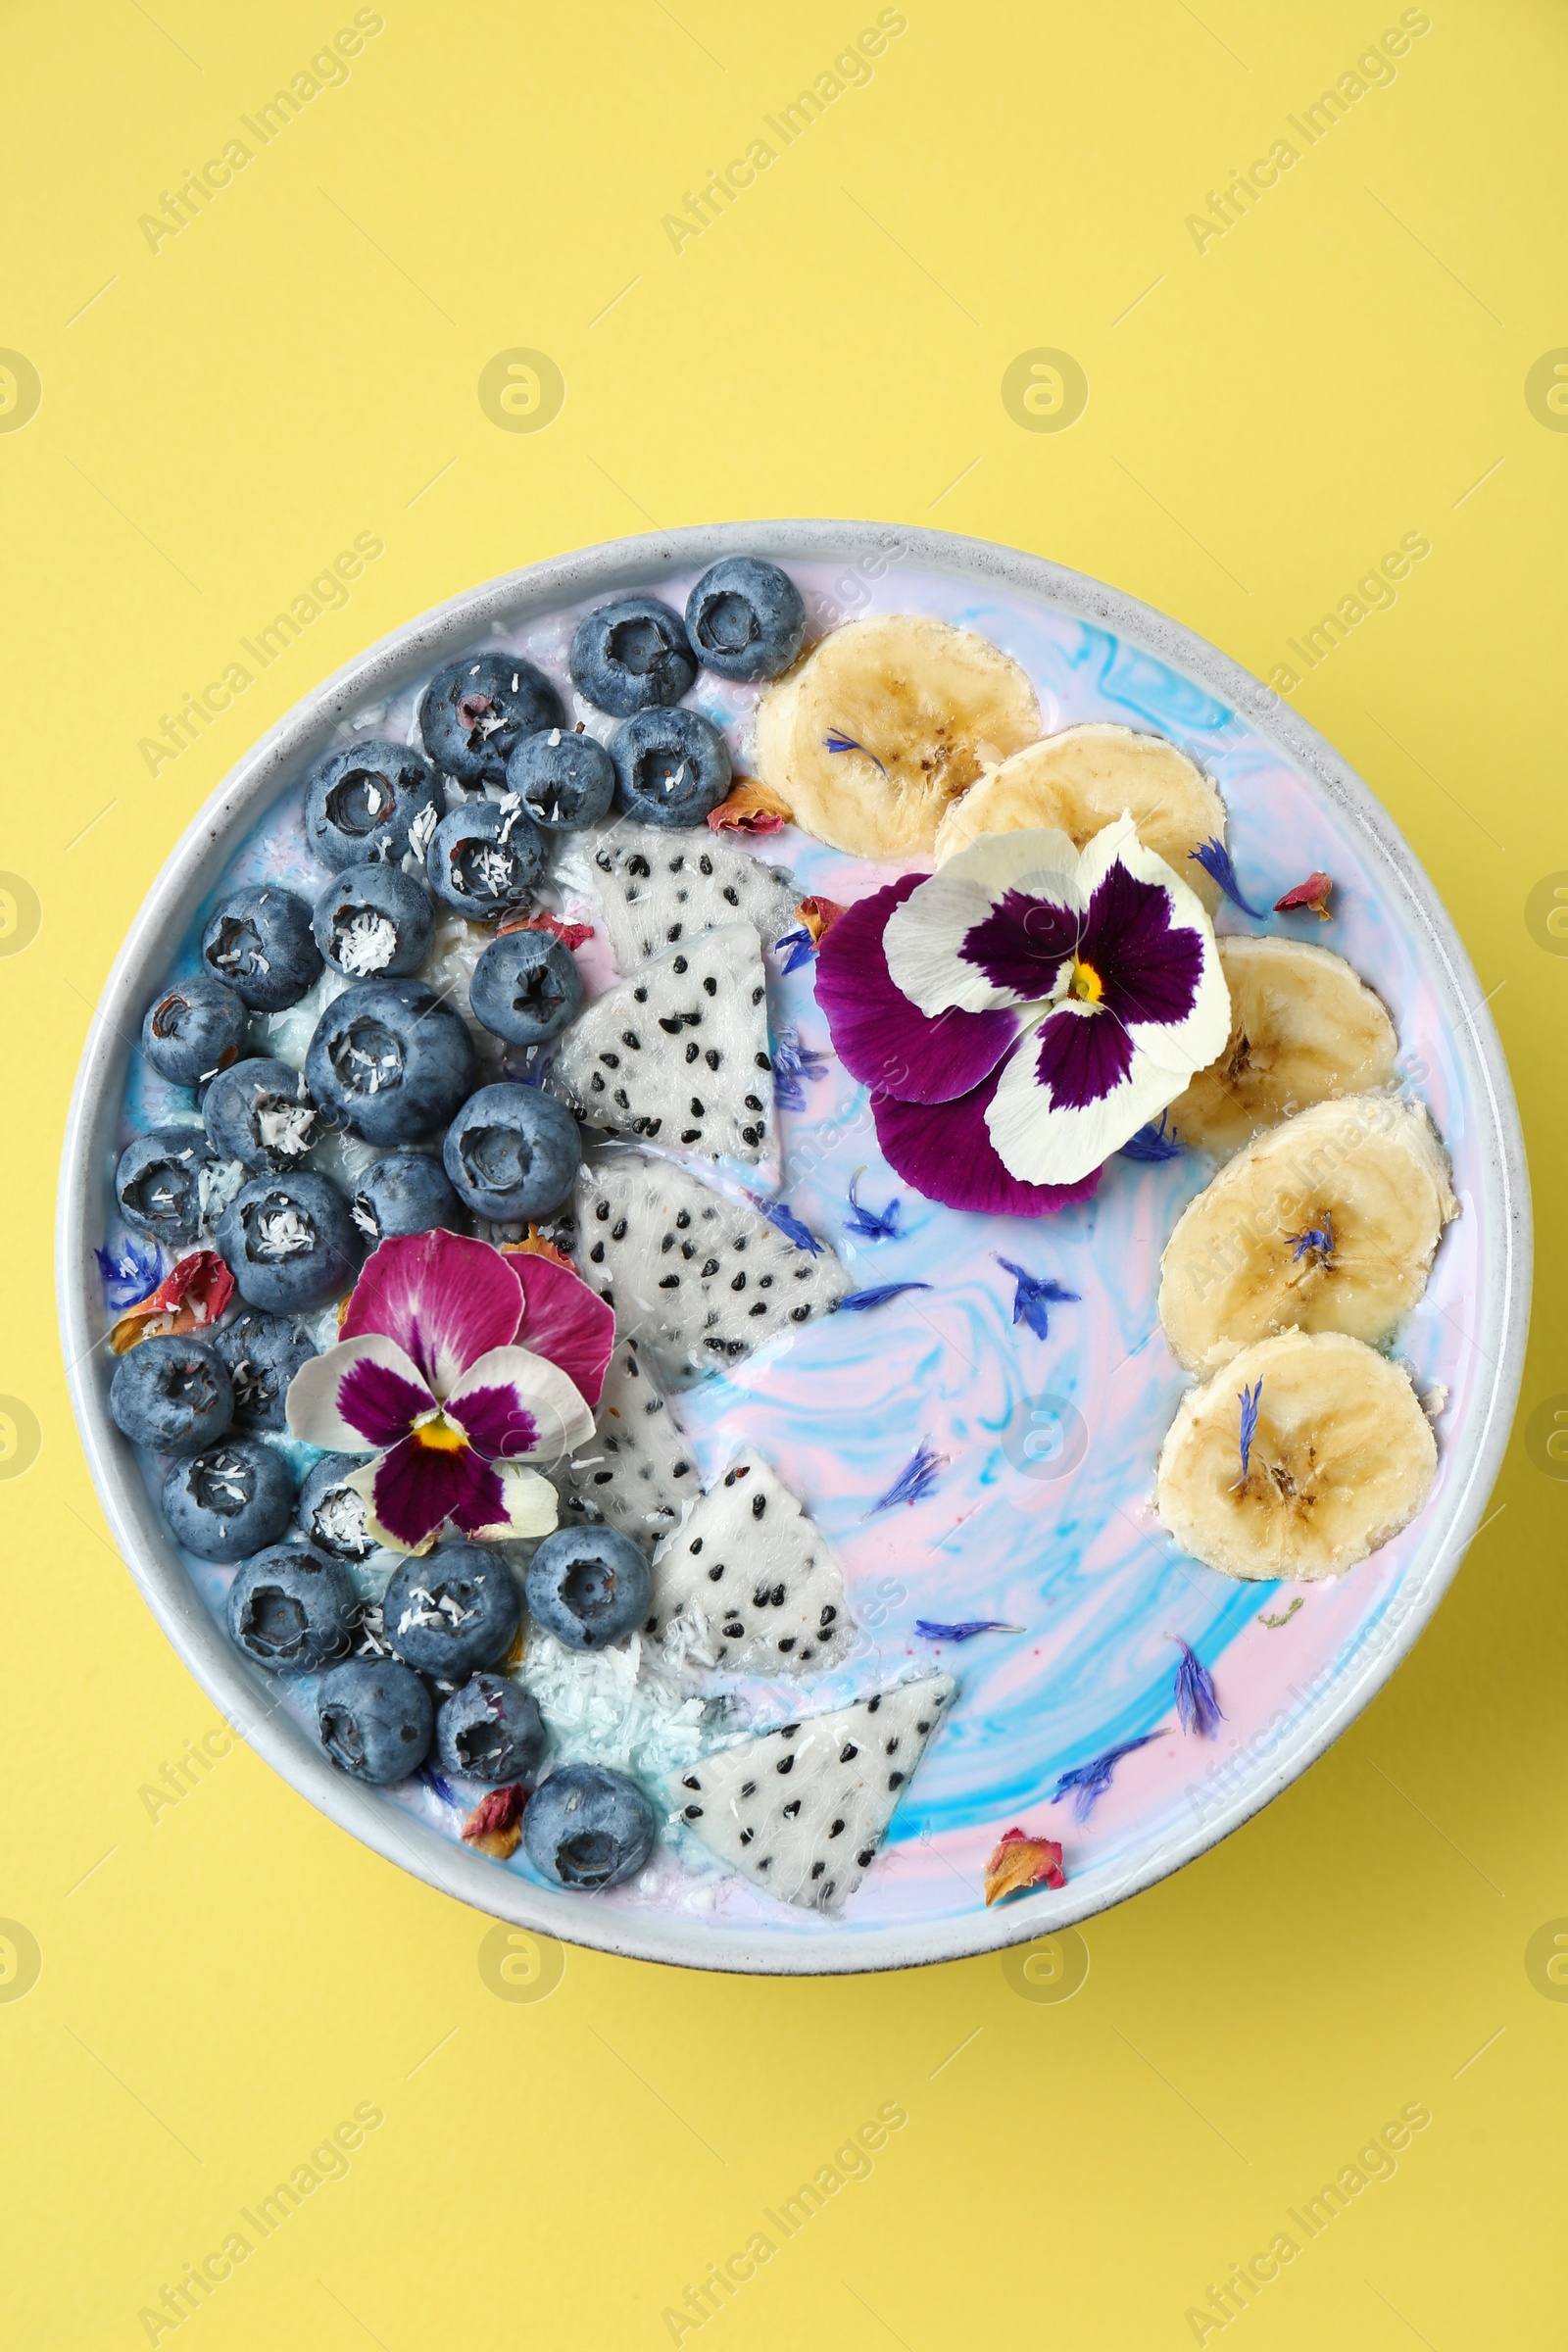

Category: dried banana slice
[934, 721, 1227, 910]
[1165, 936, 1397, 1155]
[1155, 1329, 1437, 1582]
[754, 613, 1039, 861]
[1158, 1093, 1457, 1372]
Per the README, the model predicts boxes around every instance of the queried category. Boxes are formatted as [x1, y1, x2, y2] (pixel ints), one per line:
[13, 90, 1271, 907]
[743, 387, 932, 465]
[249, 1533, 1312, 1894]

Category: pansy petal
[870, 1065, 1102, 1219]
[987, 1005, 1184, 1187]
[449, 1461, 560, 1542]
[1029, 1000, 1136, 1107]
[510, 1252, 615, 1408]
[447, 1346, 595, 1464]
[340, 1229, 523, 1398]
[354, 1435, 496, 1554]
[284, 1334, 430, 1452]
[1074, 816, 1230, 1074]
[815, 875, 1020, 1105]
[883, 827, 1083, 1014]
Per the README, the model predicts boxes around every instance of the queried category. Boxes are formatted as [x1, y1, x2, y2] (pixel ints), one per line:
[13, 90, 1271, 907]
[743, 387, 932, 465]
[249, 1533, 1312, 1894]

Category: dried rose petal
[1273, 871, 1333, 919]
[463, 1782, 527, 1859]
[983, 1825, 1066, 1905]
[707, 778, 793, 835]
[502, 1225, 576, 1270]
[796, 894, 848, 946]
[109, 1250, 235, 1355]
[496, 910, 595, 951]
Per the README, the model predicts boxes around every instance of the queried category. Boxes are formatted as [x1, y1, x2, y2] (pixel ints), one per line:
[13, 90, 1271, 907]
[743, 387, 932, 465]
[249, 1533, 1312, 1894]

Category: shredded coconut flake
[519, 1628, 714, 1782]
[253, 1205, 314, 1258]
[256, 1100, 316, 1156]
[334, 910, 400, 976]
[198, 1157, 246, 1230]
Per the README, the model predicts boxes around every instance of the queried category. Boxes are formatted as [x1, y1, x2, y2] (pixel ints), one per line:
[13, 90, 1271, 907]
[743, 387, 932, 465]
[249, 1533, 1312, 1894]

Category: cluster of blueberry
[103, 558, 807, 1892]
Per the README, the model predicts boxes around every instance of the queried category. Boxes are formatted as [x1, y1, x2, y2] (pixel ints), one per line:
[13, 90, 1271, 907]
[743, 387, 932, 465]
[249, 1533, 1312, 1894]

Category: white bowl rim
[57, 518, 1532, 1977]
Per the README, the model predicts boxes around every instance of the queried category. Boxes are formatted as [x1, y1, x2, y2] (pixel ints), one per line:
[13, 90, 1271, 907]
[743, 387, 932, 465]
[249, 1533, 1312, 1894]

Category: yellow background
[3, 3, 1564, 2344]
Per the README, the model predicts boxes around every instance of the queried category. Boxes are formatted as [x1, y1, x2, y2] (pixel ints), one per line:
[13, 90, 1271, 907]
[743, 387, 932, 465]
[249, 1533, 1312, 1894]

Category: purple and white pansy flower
[285, 1230, 610, 1555]
[816, 816, 1230, 1212]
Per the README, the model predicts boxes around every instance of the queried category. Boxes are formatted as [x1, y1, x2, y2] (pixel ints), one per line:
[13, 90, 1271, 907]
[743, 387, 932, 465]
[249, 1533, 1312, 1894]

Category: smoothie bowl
[57, 522, 1529, 1974]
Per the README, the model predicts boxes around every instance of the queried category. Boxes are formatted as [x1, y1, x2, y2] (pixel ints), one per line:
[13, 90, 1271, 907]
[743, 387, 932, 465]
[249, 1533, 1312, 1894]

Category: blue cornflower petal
[868, 1442, 947, 1515]
[1120, 1112, 1183, 1164]
[1236, 1378, 1262, 1485]
[846, 1169, 903, 1242]
[1190, 836, 1263, 918]
[1172, 1640, 1224, 1740]
[824, 729, 887, 776]
[913, 1619, 1023, 1642]
[94, 1236, 163, 1307]
[835, 1282, 933, 1312]
[746, 1195, 823, 1255]
[417, 1767, 457, 1805]
[1050, 1732, 1161, 1822]
[773, 926, 816, 975]
[772, 1022, 831, 1109]
[1288, 1212, 1334, 1262]
[996, 1256, 1080, 1343]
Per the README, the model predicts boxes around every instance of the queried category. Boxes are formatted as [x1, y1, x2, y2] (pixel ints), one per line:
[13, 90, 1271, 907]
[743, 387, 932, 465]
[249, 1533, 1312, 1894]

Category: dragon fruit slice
[648, 1453, 854, 1675]
[666, 1675, 956, 1911]
[550, 924, 773, 1165]
[564, 823, 799, 974]
[573, 1152, 850, 1374]
[558, 1334, 699, 1541]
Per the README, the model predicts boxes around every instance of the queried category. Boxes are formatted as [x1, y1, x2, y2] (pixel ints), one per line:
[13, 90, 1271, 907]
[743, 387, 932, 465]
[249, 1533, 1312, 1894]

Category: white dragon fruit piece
[666, 1675, 956, 1911]
[562, 822, 799, 975]
[648, 1453, 854, 1675]
[572, 1152, 851, 1375]
[558, 1334, 699, 1541]
[549, 924, 774, 1166]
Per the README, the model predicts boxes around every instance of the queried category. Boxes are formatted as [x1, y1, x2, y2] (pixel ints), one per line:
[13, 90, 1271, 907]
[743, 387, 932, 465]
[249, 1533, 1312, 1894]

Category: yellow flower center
[412, 1411, 468, 1453]
[1068, 958, 1104, 1004]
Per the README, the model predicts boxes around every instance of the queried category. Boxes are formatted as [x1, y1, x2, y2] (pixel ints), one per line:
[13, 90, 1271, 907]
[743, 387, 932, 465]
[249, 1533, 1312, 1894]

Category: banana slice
[934, 722, 1228, 909]
[754, 613, 1040, 861]
[1158, 1093, 1457, 1372]
[1155, 1329, 1437, 1582]
[1164, 936, 1397, 1155]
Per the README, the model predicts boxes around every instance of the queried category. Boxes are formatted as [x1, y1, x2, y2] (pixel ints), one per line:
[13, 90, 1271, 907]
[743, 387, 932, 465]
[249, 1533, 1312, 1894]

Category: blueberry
[215, 1171, 362, 1313]
[570, 597, 696, 716]
[418, 653, 564, 785]
[525, 1525, 651, 1651]
[305, 979, 476, 1146]
[436, 1673, 548, 1784]
[523, 1763, 656, 1890]
[227, 1543, 359, 1672]
[469, 930, 583, 1047]
[382, 1544, 521, 1678]
[297, 1451, 374, 1559]
[505, 727, 615, 831]
[140, 976, 249, 1087]
[350, 1152, 462, 1245]
[202, 1057, 317, 1172]
[316, 1658, 433, 1782]
[163, 1437, 294, 1560]
[200, 886, 322, 1012]
[303, 738, 442, 870]
[109, 1335, 232, 1454]
[312, 862, 434, 979]
[115, 1125, 216, 1246]
[442, 1084, 581, 1221]
[214, 1307, 318, 1428]
[424, 801, 545, 921]
[685, 558, 806, 681]
[610, 708, 732, 829]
